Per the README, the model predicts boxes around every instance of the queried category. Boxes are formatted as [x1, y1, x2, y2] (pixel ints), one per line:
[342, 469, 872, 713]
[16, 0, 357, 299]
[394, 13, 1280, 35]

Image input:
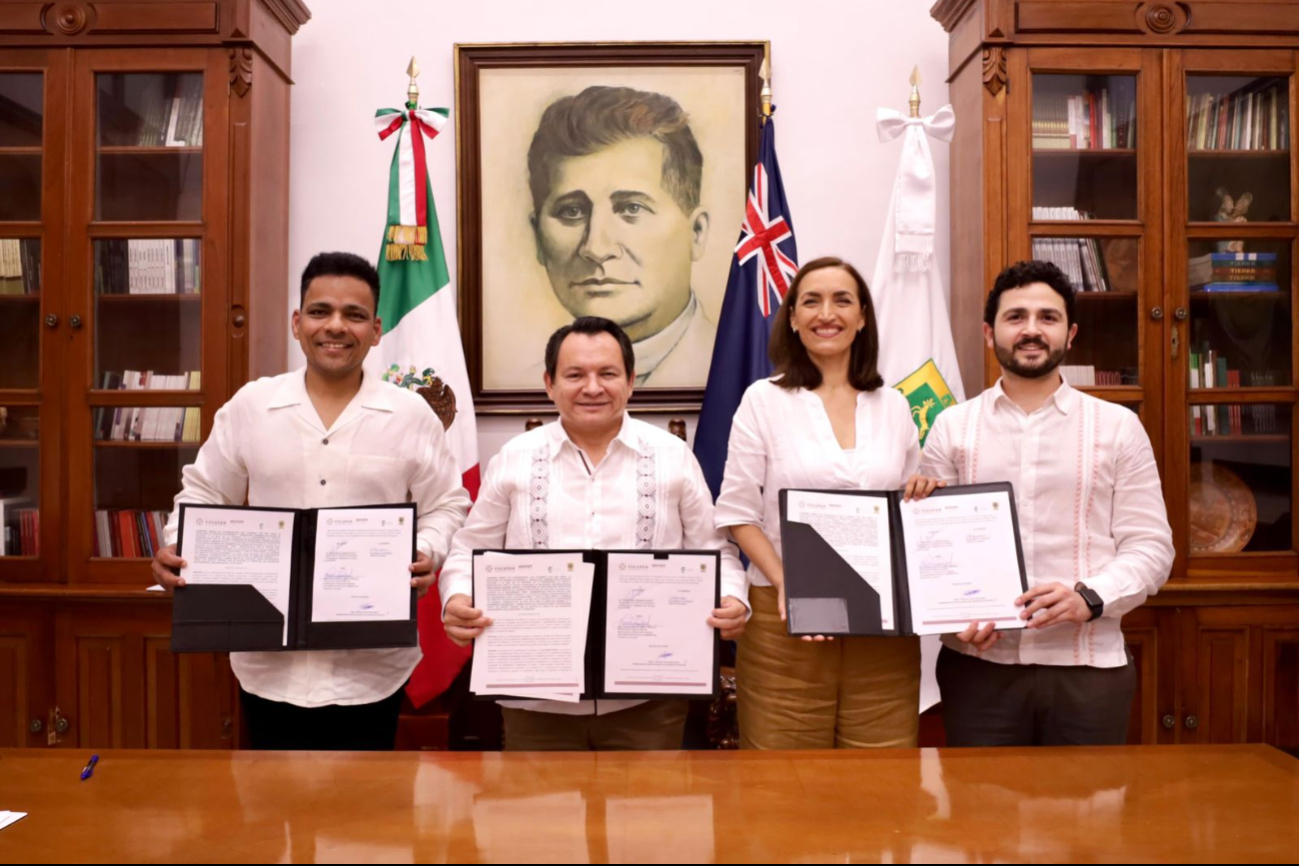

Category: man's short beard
[994, 339, 1066, 379]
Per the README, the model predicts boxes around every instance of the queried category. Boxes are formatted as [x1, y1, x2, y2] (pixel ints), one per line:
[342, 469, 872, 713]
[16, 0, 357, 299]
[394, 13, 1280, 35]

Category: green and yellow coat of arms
[894, 359, 957, 447]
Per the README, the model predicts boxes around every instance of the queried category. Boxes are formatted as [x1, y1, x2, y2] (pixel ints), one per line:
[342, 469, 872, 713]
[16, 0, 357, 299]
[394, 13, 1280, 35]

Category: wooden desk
[2, 745, 1297, 862]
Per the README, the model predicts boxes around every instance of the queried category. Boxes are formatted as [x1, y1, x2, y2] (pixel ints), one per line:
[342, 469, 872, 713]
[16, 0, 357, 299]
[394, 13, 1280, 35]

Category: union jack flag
[735, 160, 799, 317]
[694, 120, 799, 498]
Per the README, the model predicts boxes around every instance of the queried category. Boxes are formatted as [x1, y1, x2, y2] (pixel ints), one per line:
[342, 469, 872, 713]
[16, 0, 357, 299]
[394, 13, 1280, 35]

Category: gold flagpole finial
[406, 56, 420, 107]
[759, 57, 773, 124]
[908, 65, 921, 118]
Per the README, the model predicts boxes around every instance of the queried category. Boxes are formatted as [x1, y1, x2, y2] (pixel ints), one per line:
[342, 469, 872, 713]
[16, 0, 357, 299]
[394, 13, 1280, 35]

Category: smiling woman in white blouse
[715, 256, 941, 750]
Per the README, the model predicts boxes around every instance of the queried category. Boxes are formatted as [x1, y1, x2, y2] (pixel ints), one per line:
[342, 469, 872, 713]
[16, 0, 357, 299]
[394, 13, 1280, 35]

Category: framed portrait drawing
[455, 42, 766, 411]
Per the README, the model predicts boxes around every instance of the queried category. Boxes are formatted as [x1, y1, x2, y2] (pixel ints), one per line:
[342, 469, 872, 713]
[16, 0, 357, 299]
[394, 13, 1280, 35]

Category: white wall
[285, 0, 952, 467]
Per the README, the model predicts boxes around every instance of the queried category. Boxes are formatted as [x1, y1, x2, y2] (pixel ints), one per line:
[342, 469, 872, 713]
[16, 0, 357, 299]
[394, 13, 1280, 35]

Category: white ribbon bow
[875, 105, 955, 272]
[875, 104, 956, 144]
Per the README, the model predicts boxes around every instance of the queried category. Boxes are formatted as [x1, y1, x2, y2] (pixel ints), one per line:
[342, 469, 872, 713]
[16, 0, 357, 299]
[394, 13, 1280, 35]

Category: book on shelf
[0, 497, 37, 556]
[0, 239, 40, 296]
[1207, 268, 1279, 282]
[1202, 282, 1280, 292]
[1, 502, 39, 557]
[1029, 211, 1112, 292]
[1032, 86, 1136, 149]
[93, 370, 202, 443]
[1188, 353, 1283, 438]
[1187, 82, 1289, 151]
[1228, 371, 1243, 435]
[1248, 371, 1279, 434]
[1190, 360, 1203, 434]
[1188, 252, 1281, 289]
[94, 509, 169, 558]
[94, 239, 201, 295]
[1059, 366, 1124, 387]
[108, 74, 204, 147]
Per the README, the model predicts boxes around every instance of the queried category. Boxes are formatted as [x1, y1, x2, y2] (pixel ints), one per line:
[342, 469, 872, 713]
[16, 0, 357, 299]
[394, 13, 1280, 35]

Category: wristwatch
[1075, 582, 1103, 621]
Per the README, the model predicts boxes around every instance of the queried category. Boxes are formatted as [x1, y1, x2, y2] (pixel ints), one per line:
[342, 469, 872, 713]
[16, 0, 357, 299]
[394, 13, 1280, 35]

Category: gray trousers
[937, 645, 1135, 747]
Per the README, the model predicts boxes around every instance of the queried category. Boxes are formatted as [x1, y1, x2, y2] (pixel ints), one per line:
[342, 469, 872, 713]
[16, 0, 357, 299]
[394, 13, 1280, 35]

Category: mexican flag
[371, 104, 479, 708]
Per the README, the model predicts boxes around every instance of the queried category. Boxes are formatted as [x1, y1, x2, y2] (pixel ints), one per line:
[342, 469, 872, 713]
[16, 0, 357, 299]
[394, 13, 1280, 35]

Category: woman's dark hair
[768, 256, 883, 392]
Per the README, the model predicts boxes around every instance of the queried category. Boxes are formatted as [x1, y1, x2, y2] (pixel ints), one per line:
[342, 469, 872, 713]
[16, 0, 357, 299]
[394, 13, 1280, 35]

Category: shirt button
[322, 438, 329, 445]
[320, 479, 327, 486]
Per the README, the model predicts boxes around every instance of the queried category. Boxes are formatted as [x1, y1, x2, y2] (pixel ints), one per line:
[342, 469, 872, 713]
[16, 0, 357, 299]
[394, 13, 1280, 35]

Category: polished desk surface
[1, 744, 1297, 863]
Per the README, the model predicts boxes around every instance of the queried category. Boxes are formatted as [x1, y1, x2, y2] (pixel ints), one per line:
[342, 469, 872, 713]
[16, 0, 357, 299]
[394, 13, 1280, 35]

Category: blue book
[1209, 252, 1278, 264]
[1202, 282, 1280, 292]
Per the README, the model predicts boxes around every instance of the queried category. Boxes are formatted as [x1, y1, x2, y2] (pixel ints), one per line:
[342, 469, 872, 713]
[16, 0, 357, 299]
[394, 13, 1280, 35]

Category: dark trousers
[937, 646, 1135, 747]
[239, 686, 405, 751]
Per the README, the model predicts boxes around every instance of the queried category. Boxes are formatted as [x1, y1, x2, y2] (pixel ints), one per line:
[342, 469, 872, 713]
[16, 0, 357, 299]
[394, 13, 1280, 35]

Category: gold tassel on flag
[386, 225, 429, 260]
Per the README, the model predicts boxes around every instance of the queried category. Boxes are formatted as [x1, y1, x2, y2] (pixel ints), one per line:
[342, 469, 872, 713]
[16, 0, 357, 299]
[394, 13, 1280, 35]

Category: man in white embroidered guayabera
[920, 260, 1174, 746]
[439, 317, 748, 750]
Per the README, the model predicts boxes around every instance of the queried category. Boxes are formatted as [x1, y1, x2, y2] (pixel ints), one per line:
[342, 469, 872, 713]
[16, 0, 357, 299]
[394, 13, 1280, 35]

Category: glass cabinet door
[79, 62, 210, 575]
[1175, 57, 1297, 574]
[0, 67, 50, 575]
[1030, 71, 1143, 390]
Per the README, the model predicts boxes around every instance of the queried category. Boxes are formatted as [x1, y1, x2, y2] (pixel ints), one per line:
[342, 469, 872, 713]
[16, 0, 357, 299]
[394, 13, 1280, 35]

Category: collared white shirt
[164, 368, 471, 707]
[920, 377, 1173, 668]
[440, 414, 747, 716]
[715, 378, 922, 587]
[633, 292, 700, 386]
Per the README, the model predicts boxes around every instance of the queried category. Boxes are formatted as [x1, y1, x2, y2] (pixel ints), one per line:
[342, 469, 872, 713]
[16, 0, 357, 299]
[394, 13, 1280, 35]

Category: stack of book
[1246, 371, 1280, 434]
[102, 75, 204, 147]
[93, 371, 202, 443]
[1031, 209, 1111, 292]
[94, 239, 201, 295]
[0, 498, 39, 556]
[1187, 83, 1289, 151]
[1188, 351, 1280, 436]
[1189, 252, 1279, 292]
[0, 239, 40, 295]
[93, 509, 169, 558]
[1032, 86, 1137, 149]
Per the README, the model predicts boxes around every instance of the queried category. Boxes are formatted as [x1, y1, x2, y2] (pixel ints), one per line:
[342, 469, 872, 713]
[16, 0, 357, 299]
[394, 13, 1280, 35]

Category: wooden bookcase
[932, 0, 1299, 748]
[0, 0, 310, 749]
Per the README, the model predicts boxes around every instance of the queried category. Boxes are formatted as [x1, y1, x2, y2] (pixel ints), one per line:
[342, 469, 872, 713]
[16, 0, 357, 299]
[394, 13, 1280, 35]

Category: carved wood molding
[982, 45, 1008, 96]
[46, 2, 90, 35]
[1137, 2, 1190, 35]
[257, 0, 312, 35]
[929, 0, 978, 32]
[229, 47, 253, 97]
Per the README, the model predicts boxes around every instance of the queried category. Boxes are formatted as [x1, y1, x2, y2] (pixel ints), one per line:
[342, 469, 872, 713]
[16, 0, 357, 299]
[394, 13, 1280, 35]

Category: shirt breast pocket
[345, 455, 413, 504]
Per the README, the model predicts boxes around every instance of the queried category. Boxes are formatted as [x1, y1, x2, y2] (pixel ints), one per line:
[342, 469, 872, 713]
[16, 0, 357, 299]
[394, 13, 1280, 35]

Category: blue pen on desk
[80, 754, 98, 781]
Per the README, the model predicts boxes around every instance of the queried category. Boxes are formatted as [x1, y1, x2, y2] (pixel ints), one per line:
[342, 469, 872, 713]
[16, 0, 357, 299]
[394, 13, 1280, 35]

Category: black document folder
[778, 482, 1028, 637]
[171, 502, 418, 653]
